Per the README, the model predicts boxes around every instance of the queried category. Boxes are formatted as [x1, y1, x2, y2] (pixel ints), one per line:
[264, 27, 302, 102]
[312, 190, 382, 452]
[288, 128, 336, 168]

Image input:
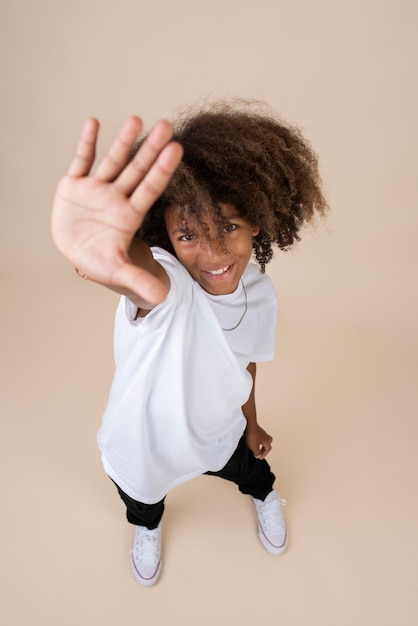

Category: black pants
[112, 436, 276, 529]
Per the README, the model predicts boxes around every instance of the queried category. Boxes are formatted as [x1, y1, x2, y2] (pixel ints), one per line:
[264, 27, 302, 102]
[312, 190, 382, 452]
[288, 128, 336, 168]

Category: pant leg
[111, 479, 165, 529]
[205, 436, 275, 501]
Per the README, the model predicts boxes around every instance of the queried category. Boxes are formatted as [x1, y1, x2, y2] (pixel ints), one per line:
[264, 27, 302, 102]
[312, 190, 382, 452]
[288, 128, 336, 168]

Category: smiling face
[164, 204, 260, 295]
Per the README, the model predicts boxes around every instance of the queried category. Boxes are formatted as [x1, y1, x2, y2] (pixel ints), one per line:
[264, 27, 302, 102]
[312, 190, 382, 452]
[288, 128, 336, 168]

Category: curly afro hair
[136, 99, 328, 272]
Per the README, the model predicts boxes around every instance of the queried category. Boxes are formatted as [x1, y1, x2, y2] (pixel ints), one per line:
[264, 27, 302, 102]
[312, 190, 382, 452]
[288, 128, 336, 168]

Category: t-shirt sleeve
[251, 272, 277, 363]
[113, 248, 185, 365]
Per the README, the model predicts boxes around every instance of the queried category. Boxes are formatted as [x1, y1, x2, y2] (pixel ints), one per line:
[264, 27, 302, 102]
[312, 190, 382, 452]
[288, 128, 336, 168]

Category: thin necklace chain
[222, 279, 248, 332]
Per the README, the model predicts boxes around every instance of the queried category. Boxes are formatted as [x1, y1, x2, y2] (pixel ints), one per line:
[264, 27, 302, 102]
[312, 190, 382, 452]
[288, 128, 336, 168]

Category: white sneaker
[130, 523, 162, 586]
[251, 490, 288, 555]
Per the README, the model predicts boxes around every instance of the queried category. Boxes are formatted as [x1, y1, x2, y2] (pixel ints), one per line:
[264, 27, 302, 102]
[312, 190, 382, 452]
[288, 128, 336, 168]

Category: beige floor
[1, 232, 417, 625]
[2, 1, 418, 624]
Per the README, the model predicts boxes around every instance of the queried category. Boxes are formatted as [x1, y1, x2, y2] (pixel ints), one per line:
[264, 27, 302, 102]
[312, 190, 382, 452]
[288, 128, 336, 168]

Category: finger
[114, 119, 177, 197]
[94, 116, 144, 182]
[67, 118, 99, 178]
[129, 140, 183, 214]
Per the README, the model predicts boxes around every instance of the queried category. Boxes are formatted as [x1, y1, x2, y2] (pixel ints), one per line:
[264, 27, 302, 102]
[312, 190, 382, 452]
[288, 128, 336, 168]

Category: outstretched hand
[51, 116, 183, 302]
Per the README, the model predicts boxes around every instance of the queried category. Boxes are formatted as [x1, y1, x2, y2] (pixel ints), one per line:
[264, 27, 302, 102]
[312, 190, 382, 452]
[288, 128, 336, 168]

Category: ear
[251, 226, 260, 236]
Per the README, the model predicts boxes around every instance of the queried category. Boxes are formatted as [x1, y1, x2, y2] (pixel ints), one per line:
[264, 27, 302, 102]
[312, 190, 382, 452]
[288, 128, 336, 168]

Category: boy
[52, 101, 327, 585]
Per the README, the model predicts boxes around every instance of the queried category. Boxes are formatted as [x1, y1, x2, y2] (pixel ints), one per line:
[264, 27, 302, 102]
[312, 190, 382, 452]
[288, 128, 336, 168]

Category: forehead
[165, 203, 241, 232]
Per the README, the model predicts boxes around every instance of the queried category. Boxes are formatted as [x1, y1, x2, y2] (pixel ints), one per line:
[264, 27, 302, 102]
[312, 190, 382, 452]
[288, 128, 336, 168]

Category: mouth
[198, 263, 237, 293]
[204, 265, 231, 276]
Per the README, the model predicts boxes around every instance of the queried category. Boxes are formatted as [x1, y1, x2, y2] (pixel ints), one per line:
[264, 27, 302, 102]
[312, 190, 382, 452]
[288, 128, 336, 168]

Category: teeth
[208, 266, 230, 275]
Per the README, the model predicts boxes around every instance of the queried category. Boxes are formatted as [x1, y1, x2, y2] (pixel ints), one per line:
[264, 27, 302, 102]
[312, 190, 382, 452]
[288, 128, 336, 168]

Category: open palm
[51, 116, 182, 300]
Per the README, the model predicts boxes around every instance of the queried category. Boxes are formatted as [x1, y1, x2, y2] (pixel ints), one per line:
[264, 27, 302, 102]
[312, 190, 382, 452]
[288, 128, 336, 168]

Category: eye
[178, 233, 195, 242]
[223, 223, 238, 233]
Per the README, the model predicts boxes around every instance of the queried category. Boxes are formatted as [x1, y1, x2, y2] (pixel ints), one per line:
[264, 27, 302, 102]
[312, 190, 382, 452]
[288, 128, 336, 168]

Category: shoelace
[133, 527, 160, 563]
[258, 495, 287, 532]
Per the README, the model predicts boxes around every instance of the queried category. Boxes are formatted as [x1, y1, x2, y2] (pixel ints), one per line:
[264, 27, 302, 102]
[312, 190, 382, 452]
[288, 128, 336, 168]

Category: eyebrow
[170, 227, 192, 235]
[171, 213, 242, 234]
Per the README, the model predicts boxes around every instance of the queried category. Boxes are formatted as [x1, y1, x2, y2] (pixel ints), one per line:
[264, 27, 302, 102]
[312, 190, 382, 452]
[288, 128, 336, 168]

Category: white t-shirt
[97, 248, 277, 503]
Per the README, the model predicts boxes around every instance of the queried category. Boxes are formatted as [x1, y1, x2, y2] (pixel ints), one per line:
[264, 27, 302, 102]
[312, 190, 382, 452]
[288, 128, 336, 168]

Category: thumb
[111, 261, 169, 305]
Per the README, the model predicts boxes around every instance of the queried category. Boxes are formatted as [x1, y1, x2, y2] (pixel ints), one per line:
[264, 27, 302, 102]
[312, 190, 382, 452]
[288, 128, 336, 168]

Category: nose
[199, 237, 229, 260]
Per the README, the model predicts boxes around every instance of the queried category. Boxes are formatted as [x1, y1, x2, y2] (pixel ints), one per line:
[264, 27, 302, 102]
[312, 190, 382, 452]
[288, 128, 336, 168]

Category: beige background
[1, 0, 417, 624]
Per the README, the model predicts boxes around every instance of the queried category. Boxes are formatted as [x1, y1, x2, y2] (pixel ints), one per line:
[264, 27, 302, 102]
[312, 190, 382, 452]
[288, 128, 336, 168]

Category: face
[165, 204, 260, 295]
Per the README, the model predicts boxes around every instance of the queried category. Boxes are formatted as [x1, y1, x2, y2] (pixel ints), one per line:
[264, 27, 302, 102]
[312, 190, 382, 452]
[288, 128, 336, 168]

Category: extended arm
[242, 362, 273, 460]
[51, 116, 183, 310]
